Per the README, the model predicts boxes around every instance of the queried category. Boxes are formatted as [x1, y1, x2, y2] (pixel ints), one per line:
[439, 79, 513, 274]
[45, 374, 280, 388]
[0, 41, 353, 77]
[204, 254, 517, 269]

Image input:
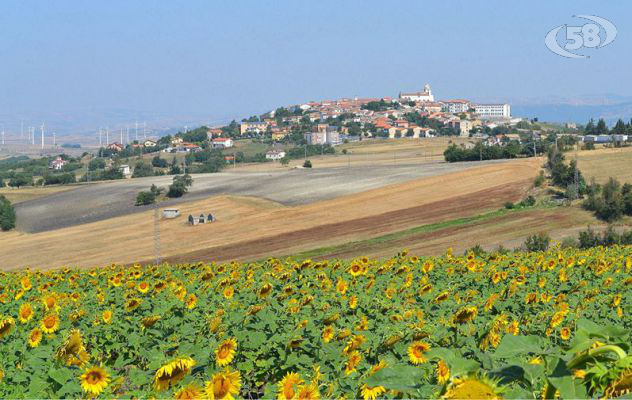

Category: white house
[49, 156, 68, 170]
[211, 138, 234, 148]
[119, 164, 131, 177]
[399, 83, 434, 102]
[144, 140, 157, 147]
[265, 150, 286, 160]
[474, 104, 511, 119]
[442, 100, 471, 114]
[162, 208, 181, 219]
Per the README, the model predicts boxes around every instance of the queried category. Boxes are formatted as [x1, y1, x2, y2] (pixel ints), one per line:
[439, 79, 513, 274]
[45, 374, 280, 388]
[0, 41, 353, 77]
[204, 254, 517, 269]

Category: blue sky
[1, 1, 631, 131]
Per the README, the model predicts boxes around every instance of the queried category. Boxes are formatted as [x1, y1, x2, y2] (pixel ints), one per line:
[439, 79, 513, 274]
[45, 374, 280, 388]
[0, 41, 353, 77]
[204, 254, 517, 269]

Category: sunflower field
[0, 246, 631, 399]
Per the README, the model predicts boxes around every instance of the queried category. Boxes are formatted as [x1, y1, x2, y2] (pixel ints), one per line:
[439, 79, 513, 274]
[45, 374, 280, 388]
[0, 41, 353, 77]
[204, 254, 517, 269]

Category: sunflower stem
[567, 345, 627, 369]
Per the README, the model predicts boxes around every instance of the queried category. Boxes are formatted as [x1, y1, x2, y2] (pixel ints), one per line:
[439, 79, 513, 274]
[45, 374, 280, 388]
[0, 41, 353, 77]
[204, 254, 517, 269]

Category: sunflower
[349, 295, 358, 309]
[437, 360, 451, 384]
[0, 317, 15, 339]
[137, 281, 150, 294]
[442, 374, 504, 399]
[322, 326, 334, 343]
[185, 294, 198, 309]
[605, 368, 632, 398]
[125, 298, 142, 312]
[80, 365, 110, 396]
[349, 263, 365, 277]
[215, 338, 237, 366]
[18, 303, 34, 323]
[336, 279, 348, 295]
[344, 351, 362, 375]
[154, 357, 196, 391]
[435, 291, 449, 303]
[21, 276, 32, 291]
[28, 327, 43, 347]
[205, 367, 241, 400]
[175, 383, 204, 400]
[408, 341, 430, 364]
[278, 372, 303, 400]
[360, 383, 386, 400]
[42, 294, 58, 312]
[102, 310, 112, 324]
[56, 329, 90, 366]
[296, 383, 320, 400]
[560, 327, 571, 341]
[141, 315, 161, 328]
[40, 313, 60, 334]
[258, 283, 273, 298]
[453, 306, 478, 325]
[223, 286, 234, 299]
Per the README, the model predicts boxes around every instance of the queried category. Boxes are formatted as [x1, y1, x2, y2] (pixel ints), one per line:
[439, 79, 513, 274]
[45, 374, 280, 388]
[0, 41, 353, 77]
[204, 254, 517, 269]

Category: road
[15, 160, 508, 233]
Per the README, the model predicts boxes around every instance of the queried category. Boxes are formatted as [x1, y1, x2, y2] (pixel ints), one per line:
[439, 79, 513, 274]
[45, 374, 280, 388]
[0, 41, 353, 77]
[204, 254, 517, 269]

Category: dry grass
[576, 146, 632, 184]
[235, 137, 472, 171]
[0, 185, 76, 204]
[0, 158, 540, 270]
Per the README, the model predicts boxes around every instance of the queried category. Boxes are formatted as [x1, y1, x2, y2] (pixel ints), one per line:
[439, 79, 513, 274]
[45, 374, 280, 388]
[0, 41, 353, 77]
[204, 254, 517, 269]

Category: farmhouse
[211, 138, 234, 148]
[240, 121, 268, 135]
[162, 208, 180, 219]
[265, 150, 286, 160]
[49, 156, 68, 170]
[107, 142, 123, 152]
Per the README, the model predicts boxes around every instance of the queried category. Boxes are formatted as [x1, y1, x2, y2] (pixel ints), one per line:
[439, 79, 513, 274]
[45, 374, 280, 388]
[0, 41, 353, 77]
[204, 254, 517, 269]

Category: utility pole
[120, 128, 123, 145]
[126, 126, 130, 144]
[154, 204, 161, 265]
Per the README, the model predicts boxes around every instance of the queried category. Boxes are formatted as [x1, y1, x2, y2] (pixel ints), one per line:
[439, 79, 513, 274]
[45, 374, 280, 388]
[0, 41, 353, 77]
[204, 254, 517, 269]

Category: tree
[132, 162, 153, 178]
[595, 118, 608, 135]
[88, 158, 106, 171]
[303, 160, 312, 168]
[0, 195, 16, 231]
[151, 156, 168, 168]
[280, 156, 290, 166]
[524, 233, 550, 252]
[167, 174, 193, 198]
[8, 175, 30, 188]
[135, 191, 156, 206]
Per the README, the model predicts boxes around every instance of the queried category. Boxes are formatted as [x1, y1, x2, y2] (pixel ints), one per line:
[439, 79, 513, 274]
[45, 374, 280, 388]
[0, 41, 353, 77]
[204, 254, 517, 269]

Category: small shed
[163, 208, 180, 219]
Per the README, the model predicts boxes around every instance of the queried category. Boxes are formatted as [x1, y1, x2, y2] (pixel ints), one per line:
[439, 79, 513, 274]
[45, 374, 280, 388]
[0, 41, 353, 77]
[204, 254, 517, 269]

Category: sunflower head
[154, 357, 196, 391]
[80, 365, 110, 396]
[205, 367, 241, 400]
[56, 328, 90, 366]
[0, 316, 15, 339]
[408, 341, 430, 365]
[442, 374, 504, 399]
[278, 372, 303, 400]
[40, 313, 60, 334]
[18, 303, 34, 323]
[361, 384, 386, 400]
[28, 327, 43, 348]
[215, 338, 237, 366]
[175, 383, 204, 400]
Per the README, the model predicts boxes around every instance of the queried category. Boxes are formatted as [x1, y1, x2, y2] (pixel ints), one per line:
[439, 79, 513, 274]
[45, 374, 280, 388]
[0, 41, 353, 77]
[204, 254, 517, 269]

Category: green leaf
[547, 376, 587, 399]
[49, 367, 74, 386]
[366, 364, 423, 392]
[493, 335, 544, 358]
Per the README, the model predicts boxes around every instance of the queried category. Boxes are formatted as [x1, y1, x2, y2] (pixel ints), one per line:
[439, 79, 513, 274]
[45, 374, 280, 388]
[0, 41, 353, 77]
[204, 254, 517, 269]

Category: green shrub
[135, 191, 156, 206]
[0, 195, 16, 231]
[303, 160, 312, 168]
[524, 233, 550, 252]
[504, 201, 514, 209]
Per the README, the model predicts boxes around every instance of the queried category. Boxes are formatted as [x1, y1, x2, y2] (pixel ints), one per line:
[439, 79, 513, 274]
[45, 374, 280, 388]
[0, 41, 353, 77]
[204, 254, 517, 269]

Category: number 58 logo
[545, 15, 617, 58]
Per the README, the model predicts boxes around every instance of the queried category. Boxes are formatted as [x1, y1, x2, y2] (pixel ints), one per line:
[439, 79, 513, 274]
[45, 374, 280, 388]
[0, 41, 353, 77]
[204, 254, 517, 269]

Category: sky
[1, 1, 631, 133]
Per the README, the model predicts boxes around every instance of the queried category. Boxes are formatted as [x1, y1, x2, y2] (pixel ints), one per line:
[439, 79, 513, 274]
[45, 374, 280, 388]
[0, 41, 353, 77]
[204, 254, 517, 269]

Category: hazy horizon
[2, 1, 632, 134]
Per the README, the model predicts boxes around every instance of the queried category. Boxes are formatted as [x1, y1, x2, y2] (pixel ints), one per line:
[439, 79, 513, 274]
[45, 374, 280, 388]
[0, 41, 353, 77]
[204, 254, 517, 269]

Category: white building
[211, 138, 234, 148]
[474, 104, 511, 118]
[265, 150, 286, 160]
[119, 164, 131, 177]
[442, 100, 471, 114]
[399, 83, 434, 102]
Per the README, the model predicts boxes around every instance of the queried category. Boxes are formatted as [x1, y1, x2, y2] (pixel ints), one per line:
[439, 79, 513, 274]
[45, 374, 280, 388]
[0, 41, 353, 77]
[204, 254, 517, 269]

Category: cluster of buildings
[204, 83, 513, 142]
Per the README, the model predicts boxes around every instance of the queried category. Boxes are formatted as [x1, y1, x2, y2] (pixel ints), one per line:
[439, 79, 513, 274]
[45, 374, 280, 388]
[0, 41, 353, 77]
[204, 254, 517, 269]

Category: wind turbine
[40, 123, 45, 150]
